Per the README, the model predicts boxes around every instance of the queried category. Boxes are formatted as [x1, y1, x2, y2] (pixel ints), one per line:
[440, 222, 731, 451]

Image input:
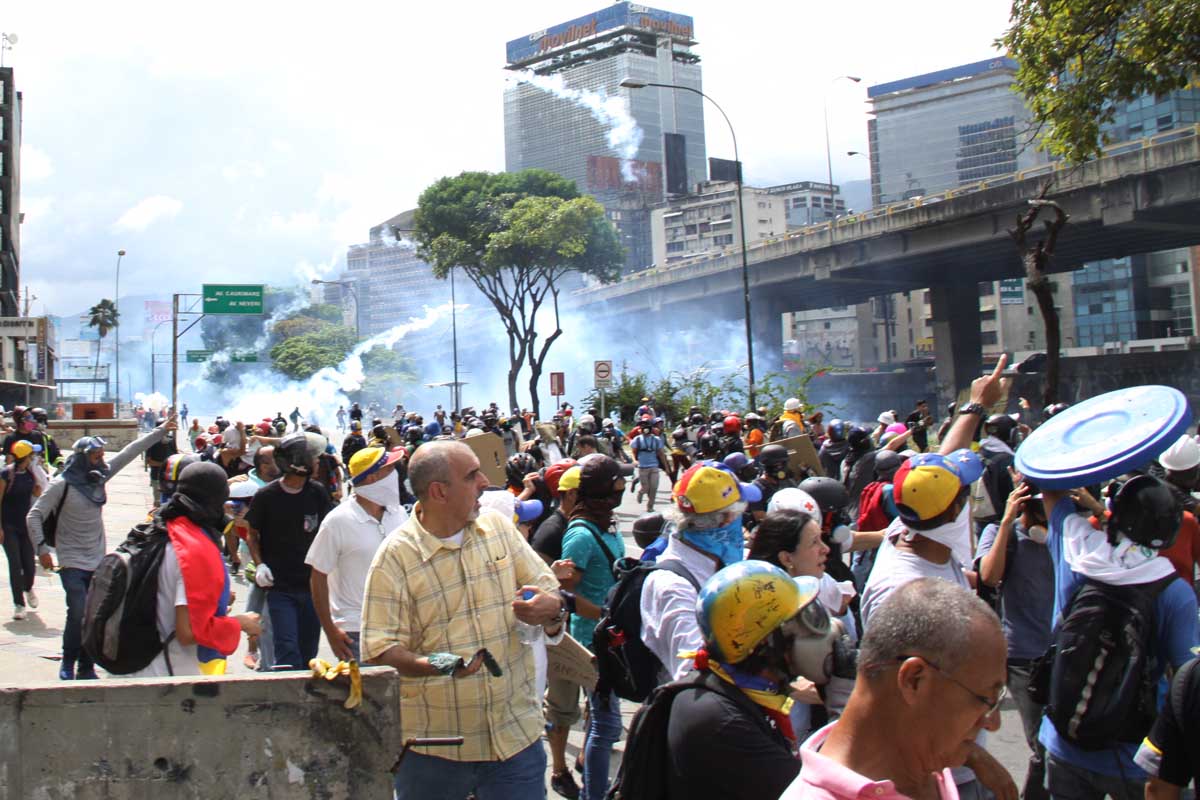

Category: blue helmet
[424, 420, 442, 439]
[826, 419, 846, 441]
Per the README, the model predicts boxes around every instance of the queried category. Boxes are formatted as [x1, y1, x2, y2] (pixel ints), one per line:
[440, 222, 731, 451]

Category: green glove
[428, 652, 465, 676]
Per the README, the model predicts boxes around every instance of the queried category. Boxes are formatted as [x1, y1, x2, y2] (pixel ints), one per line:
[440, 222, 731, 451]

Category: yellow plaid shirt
[361, 506, 558, 762]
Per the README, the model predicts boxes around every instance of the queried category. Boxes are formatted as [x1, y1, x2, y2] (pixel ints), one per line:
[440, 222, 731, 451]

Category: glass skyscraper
[504, 3, 707, 272]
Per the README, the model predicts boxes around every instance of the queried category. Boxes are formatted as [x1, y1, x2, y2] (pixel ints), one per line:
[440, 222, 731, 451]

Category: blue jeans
[346, 630, 360, 662]
[582, 689, 623, 800]
[246, 583, 275, 671]
[1046, 754, 1145, 800]
[265, 590, 320, 670]
[60, 568, 95, 671]
[393, 740, 546, 800]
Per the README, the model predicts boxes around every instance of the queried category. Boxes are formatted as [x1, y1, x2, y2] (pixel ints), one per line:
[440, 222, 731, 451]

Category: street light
[114, 249, 125, 415]
[824, 76, 862, 231]
[393, 227, 462, 414]
[311, 278, 360, 339]
[620, 77, 758, 407]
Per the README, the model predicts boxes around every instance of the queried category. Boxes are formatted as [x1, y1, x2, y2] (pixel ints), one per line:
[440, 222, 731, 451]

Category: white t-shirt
[130, 543, 201, 678]
[304, 499, 407, 632]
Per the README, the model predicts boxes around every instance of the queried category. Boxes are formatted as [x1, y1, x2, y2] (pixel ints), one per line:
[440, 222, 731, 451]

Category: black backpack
[592, 555, 701, 702]
[40, 483, 70, 549]
[1038, 575, 1174, 751]
[82, 516, 173, 675]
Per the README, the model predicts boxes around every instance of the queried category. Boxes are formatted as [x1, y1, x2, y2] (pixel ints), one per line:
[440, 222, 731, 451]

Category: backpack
[592, 556, 701, 702]
[40, 483, 70, 549]
[767, 417, 787, 443]
[1039, 575, 1174, 750]
[856, 481, 891, 533]
[82, 515, 173, 675]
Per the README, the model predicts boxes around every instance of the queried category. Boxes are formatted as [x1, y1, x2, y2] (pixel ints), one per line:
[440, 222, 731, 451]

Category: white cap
[767, 488, 820, 515]
[465, 428, 485, 438]
[1159, 433, 1200, 471]
[784, 398, 802, 412]
[877, 411, 897, 426]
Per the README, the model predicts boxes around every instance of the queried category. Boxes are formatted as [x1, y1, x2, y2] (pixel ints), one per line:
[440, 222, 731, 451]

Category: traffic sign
[202, 284, 265, 315]
[231, 351, 258, 363]
[594, 360, 613, 389]
[186, 350, 213, 363]
[550, 372, 565, 397]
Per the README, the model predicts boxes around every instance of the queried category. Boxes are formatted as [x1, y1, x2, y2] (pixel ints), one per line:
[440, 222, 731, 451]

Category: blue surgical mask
[681, 517, 745, 567]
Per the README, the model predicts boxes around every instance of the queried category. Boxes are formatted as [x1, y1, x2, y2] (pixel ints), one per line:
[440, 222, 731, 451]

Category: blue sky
[8, 0, 1012, 317]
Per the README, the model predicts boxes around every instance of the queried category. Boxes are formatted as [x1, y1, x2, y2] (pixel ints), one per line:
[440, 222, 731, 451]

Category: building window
[713, 234, 734, 246]
[980, 309, 997, 321]
[667, 242, 685, 253]
[981, 330, 999, 346]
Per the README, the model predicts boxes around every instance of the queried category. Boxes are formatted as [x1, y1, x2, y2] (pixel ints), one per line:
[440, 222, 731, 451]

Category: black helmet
[1043, 402, 1070, 421]
[709, 411, 724, 424]
[274, 432, 314, 476]
[826, 419, 846, 442]
[799, 476, 850, 514]
[632, 512, 665, 549]
[697, 432, 721, 457]
[758, 444, 789, 466]
[875, 450, 905, 482]
[1109, 475, 1181, 550]
[846, 426, 872, 452]
[671, 428, 688, 443]
[30, 407, 48, 424]
[984, 413, 1019, 445]
[506, 453, 538, 487]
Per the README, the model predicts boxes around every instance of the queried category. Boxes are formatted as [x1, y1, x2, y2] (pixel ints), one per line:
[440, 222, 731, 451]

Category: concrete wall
[47, 419, 140, 450]
[0, 668, 401, 799]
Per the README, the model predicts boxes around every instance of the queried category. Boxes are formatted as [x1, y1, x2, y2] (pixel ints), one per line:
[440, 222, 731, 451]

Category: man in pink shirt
[784, 578, 1011, 800]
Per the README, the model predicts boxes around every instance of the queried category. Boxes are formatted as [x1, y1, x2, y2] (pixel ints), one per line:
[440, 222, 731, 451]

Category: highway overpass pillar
[929, 283, 983, 404]
[750, 292, 788, 374]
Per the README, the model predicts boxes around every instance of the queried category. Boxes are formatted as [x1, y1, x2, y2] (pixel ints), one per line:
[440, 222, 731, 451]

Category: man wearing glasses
[784, 579, 1008, 800]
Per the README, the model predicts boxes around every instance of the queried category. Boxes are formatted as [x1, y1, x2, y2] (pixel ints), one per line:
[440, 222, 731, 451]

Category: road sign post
[550, 372, 565, 397]
[202, 284, 265, 315]
[593, 360, 613, 389]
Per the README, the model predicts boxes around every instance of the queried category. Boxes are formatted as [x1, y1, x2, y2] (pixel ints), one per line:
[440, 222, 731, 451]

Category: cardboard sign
[463, 432, 507, 487]
[545, 633, 598, 691]
[774, 434, 825, 477]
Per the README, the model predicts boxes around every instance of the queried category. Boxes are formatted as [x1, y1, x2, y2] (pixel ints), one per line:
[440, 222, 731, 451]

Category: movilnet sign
[506, 3, 695, 65]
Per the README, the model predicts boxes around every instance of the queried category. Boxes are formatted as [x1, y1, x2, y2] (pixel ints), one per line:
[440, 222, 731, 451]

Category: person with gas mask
[783, 579, 1008, 800]
[28, 416, 178, 680]
[305, 447, 407, 664]
[642, 561, 854, 799]
[859, 450, 1015, 800]
[27, 407, 62, 472]
[557, 454, 629, 800]
[971, 413, 1020, 537]
[975, 479, 1054, 800]
[640, 462, 761, 687]
[0, 440, 44, 621]
[244, 431, 332, 670]
[818, 420, 849, 480]
[747, 444, 797, 526]
[131, 462, 262, 677]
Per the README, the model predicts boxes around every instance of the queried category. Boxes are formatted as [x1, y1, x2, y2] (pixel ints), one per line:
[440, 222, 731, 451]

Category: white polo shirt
[305, 498, 407, 632]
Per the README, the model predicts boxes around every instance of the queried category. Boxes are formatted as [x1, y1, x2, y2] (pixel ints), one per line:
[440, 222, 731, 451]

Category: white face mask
[355, 476, 401, 509]
[1027, 524, 1049, 545]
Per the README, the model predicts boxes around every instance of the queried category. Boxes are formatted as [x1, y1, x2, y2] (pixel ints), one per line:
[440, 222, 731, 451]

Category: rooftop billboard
[506, 2, 695, 65]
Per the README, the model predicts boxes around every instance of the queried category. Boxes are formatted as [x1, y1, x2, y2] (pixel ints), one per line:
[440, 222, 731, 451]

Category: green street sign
[186, 350, 213, 363]
[202, 284, 265, 315]
[231, 351, 258, 363]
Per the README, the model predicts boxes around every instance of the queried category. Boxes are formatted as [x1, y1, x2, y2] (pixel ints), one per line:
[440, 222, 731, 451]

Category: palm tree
[87, 299, 119, 402]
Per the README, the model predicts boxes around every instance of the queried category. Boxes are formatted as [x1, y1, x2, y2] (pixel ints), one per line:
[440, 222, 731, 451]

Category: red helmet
[543, 459, 579, 498]
[723, 415, 742, 434]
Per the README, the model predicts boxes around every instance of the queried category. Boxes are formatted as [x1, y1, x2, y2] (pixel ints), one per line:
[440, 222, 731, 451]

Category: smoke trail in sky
[516, 71, 643, 181]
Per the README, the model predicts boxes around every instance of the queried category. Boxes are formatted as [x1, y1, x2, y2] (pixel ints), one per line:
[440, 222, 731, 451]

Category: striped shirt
[360, 507, 558, 762]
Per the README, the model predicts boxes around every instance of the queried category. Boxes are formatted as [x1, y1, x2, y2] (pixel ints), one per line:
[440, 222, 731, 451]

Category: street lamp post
[620, 77, 757, 407]
[824, 76, 862, 231]
[391, 227, 461, 413]
[113, 249, 125, 415]
[844, 148, 891, 363]
[310, 278, 360, 339]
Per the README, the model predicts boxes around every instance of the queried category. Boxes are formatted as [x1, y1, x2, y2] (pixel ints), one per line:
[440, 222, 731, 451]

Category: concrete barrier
[47, 419, 141, 450]
[0, 668, 401, 799]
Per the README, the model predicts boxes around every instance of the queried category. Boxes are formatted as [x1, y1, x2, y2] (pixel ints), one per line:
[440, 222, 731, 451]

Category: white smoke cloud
[515, 71, 644, 182]
[114, 195, 184, 232]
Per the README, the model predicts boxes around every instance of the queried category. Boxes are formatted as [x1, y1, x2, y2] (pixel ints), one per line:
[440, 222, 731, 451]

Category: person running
[289, 407, 302, 432]
[0, 441, 43, 620]
[335, 405, 347, 432]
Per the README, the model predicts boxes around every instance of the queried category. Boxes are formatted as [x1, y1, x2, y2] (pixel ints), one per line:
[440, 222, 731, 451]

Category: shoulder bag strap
[655, 559, 702, 592]
[574, 519, 616, 569]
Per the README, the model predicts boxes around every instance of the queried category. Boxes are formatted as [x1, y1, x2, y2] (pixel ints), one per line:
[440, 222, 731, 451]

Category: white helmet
[1159, 433, 1200, 472]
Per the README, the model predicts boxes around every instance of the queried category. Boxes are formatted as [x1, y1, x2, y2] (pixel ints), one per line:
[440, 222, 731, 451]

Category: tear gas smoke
[515, 72, 643, 182]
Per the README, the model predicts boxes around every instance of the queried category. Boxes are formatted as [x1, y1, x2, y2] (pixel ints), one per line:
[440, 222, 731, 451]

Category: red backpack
[856, 481, 891, 531]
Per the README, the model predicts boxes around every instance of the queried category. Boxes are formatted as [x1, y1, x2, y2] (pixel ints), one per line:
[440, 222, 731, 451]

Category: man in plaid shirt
[362, 440, 565, 800]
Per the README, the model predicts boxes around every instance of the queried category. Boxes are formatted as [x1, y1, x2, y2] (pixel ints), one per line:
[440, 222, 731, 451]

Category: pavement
[0, 441, 1033, 796]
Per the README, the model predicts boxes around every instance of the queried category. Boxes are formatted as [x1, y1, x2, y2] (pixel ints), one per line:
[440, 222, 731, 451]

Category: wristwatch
[958, 402, 987, 417]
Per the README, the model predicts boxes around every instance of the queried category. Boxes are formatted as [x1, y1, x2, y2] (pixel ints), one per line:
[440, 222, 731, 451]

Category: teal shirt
[561, 519, 625, 651]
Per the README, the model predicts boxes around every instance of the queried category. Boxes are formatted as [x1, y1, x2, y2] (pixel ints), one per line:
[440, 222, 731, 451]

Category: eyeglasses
[896, 655, 1006, 716]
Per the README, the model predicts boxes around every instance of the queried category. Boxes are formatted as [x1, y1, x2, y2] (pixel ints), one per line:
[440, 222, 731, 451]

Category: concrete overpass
[570, 125, 1200, 395]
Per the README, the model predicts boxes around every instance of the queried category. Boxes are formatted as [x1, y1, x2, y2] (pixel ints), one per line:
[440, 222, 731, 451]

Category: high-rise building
[766, 181, 847, 228]
[0, 67, 21, 317]
[649, 180, 785, 266]
[504, 2, 707, 273]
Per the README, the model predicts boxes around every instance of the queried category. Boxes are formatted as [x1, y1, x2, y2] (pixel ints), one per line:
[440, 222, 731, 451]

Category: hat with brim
[893, 452, 972, 523]
[349, 446, 404, 485]
[10, 441, 42, 460]
[673, 462, 762, 514]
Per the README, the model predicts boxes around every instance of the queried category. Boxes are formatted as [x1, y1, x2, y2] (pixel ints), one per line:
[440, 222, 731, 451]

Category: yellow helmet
[697, 561, 825, 664]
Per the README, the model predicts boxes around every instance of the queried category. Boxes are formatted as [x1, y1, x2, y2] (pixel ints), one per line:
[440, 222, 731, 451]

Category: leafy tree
[304, 303, 345, 325]
[268, 323, 358, 381]
[87, 298, 119, 401]
[268, 316, 329, 348]
[1001, 0, 1200, 163]
[753, 367, 837, 419]
[414, 169, 624, 417]
[200, 287, 295, 386]
[357, 346, 418, 403]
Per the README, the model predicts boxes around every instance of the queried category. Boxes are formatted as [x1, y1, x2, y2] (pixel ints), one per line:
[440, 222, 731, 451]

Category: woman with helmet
[617, 562, 852, 800]
[27, 414, 178, 679]
[0, 440, 44, 620]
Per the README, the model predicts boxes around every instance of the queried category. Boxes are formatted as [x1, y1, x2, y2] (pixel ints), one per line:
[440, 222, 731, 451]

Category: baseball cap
[10, 441, 42, 460]
[673, 462, 762, 514]
[557, 465, 583, 493]
[348, 446, 404, 485]
[576, 454, 625, 498]
[478, 489, 545, 524]
[892, 451, 979, 523]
